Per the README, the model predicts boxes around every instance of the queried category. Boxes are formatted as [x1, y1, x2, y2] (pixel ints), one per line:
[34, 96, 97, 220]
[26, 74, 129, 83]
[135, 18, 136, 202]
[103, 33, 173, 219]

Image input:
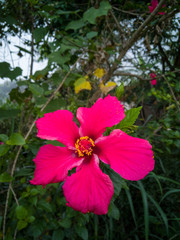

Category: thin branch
[116, 0, 166, 63]
[104, 0, 166, 81]
[30, 23, 34, 77]
[114, 69, 180, 81]
[10, 185, 19, 206]
[158, 42, 174, 71]
[162, 75, 180, 111]
[110, 10, 125, 40]
[113, 6, 143, 16]
[114, 72, 145, 80]
[3, 57, 81, 240]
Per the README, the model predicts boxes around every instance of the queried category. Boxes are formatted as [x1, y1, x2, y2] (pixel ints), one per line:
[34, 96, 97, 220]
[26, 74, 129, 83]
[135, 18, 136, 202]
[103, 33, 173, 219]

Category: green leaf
[28, 216, 35, 223]
[6, 133, 25, 145]
[9, 67, 22, 79]
[38, 200, 52, 212]
[116, 83, 124, 99]
[15, 168, 34, 177]
[66, 19, 85, 30]
[28, 220, 45, 238]
[59, 43, 79, 54]
[86, 31, 98, 39]
[0, 172, 13, 182]
[59, 218, 72, 228]
[52, 229, 64, 240]
[43, 98, 66, 113]
[83, 1, 111, 24]
[0, 134, 8, 142]
[0, 108, 20, 120]
[30, 189, 39, 196]
[29, 84, 44, 96]
[105, 167, 123, 196]
[17, 220, 28, 231]
[46, 140, 65, 147]
[108, 202, 120, 220]
[75, 226, 88, 240]
[33, 65, 49, 80]
[16, 206, 28, 220]
[0, 62, 22, 80]
[115, 106, 142, 130]
[0, 62, 11, 78]
[33, 27, 48, 42]
[35, 96, 47, 107]
[0, 144, 10, 156]
[48, 51, 71, 65]
[14, 45, 32, 54]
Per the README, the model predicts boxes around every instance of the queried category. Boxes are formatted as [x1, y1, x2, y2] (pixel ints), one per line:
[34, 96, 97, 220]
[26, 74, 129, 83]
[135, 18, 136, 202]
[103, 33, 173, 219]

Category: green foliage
[0, 0, 180, 240]
[75, 226, 88, 240]
[6, 133, 26, 145]
[115, 82, 124, 100]
[16, 206, 28, 220]
[29, 83, 44, 96]
[0, 108, 20, 120]
[66, 19, 86, 31]
[115, 106, 142, 131]
[0, 144, 10, 156]
[0, 62, 22, 80]
[83, 1, 112, 24]
[0, 134, 8, 142]
[0, 172, 13, 182]
[52, 229, 64, 240]
[33, 27, 48, 43]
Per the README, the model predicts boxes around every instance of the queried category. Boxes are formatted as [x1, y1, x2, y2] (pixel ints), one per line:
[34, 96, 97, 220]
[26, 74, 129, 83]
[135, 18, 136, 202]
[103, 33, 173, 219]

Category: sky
[0, 33, 47, 84]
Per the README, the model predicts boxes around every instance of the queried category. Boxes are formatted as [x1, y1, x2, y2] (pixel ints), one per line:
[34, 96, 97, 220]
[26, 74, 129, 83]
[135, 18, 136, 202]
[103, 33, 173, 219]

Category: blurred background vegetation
[0, 0, 180, 239]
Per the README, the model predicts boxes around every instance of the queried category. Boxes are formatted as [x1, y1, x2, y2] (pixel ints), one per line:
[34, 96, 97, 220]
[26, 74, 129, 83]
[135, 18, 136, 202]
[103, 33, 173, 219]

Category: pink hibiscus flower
[149, 0, 165, 15]
[30, 95, 154, 215]
[150, 72, 157, 85]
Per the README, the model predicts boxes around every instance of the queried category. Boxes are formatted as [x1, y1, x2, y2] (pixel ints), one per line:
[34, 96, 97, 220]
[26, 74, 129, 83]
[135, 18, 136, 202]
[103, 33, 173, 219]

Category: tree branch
[114, 69, 180, 81]
[104, 0, 166, 81]
[162, 75, 180, 111]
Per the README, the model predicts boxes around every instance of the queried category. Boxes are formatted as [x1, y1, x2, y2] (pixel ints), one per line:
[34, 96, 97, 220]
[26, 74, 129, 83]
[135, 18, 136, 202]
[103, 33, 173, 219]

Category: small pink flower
[150, 73, 157, 85]
[30, 95, 154, 215]
[149, 0, 165, 15]
[0, 142, 4, 145]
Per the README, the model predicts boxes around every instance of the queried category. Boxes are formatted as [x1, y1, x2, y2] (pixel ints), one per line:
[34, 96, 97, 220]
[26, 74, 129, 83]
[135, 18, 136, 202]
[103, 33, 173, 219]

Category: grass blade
[149, 172, 163, 195]
[160, 189, 180, 203]
[147, 193, 169, 235]
[137, 181, 149, 240]
[149, 175, 180, 187]
[125, 189, 137, 227]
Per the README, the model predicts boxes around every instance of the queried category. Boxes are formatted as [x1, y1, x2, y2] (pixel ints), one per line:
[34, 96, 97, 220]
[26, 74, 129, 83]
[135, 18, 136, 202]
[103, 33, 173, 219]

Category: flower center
[75, 136, 95, 157]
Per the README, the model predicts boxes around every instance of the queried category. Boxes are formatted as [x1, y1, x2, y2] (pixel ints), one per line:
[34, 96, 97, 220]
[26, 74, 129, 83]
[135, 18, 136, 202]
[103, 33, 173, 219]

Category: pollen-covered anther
[75, 136, 95, 157]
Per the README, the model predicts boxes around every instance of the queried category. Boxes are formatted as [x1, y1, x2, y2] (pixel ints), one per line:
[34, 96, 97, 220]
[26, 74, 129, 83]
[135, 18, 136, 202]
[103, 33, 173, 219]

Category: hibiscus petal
[77, 95, 125, 140]
[148, 6, 154, 13]
[63, 154, 114, 215]
[95, 130, 155, 181]
[36, 110, 79, 147]
[30, 144, 83, 187]
[151, 0, 158, 8]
